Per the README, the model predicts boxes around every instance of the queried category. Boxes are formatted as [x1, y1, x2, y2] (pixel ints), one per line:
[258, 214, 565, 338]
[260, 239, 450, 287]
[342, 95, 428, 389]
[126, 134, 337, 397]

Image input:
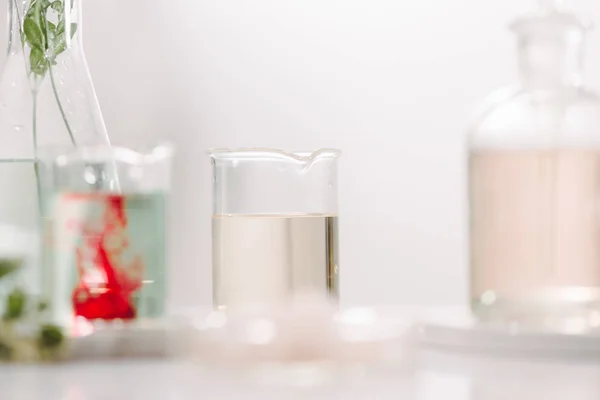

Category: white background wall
[3, 0, 600, 309]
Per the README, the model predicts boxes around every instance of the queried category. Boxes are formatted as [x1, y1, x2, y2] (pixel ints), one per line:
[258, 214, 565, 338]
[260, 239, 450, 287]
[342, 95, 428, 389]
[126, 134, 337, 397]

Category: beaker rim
[208, 148, 341, 162]
[47, 143, 175, 166]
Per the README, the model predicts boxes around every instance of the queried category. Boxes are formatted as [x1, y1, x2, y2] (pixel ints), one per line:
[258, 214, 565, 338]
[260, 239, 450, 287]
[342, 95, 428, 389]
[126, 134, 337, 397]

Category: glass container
[41, 145, 173, 332]
[0, 0, 114, 298]
[209, 148, 340, 310]
[468, 0, 600, 332]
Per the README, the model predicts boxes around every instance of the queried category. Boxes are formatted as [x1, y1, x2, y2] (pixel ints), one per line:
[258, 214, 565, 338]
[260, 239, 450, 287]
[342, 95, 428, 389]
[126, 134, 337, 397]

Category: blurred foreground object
[468, 0, 600, 333]
[188, 293, 416, 386]
[0, 226, 66, 362]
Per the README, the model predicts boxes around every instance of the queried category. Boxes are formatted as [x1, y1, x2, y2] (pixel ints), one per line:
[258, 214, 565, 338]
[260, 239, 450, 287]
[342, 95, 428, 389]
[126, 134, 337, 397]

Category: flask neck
[7, 0, 83, 53]
[517, 31, 585, 89]
[7, 0, 21, 53]
[511, 7, 589, 90]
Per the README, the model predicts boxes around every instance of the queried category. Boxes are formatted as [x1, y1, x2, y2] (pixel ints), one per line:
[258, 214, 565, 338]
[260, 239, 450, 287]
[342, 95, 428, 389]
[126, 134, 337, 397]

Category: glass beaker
[41, 145, 173, 331]
[209, 148, 341, 310]
[468, 1, 600, 331]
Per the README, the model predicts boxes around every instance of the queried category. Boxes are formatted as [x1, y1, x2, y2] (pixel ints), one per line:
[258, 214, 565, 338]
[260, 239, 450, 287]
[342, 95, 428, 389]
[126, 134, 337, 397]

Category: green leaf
[38, 324, 64, 349]
[37, 301, 48, 312]
[26, 0, 39, 14]
[0, 340, 12, 360]
[29, 47, 47, 76]
[69, 23, 77, 39]
[23, 17, 44, 50]
[47, 21, 57, 35]
[47, 22, 57, 45]
[0, 259, 21, 280]
[34, 1, 47, 47]
[3, 288, 26, 321]
[57, 19, 65, 35]
[48, 23, 76, 61]
[50, 35, 66, 58]
[30, 46, 44, 66]
[51, 0, 63, 13]
[23, 0, 72, 75]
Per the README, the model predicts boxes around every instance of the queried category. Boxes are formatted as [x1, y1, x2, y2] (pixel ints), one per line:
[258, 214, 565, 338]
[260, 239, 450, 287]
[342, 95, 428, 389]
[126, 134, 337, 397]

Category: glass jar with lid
[468, 0, 600, 332]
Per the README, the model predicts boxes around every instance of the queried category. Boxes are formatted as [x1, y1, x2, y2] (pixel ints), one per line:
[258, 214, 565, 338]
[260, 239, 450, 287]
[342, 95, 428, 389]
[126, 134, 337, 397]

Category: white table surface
[2, 306, 600, 400]
[2, 350, 599, 400]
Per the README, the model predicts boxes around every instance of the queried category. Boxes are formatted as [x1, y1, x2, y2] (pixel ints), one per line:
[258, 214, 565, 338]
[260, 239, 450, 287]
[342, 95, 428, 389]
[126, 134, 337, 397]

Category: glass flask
[41, 145, 173, 332]
[0, 0, 114, 296]
[468, 0, 600, 331]
[209, 148, 341, 310]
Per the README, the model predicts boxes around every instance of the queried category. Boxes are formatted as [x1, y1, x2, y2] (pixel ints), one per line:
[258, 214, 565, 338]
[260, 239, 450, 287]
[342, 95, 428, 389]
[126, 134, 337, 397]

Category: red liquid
[65, 193, 144, 320]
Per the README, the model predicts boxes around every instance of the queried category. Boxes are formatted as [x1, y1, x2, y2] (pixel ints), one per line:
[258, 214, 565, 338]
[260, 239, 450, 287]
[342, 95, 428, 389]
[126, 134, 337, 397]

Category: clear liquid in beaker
[212, 213, 339, 308]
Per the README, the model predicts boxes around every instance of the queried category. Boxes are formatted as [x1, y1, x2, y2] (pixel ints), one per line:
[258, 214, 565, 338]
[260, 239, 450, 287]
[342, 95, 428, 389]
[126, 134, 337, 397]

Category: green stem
[32, 95, 43, 218]
[48, 64, 76, 146]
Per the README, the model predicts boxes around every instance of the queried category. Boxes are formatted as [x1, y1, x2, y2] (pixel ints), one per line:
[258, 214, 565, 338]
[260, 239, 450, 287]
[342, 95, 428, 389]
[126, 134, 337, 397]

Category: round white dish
[418, 307, 600, 359]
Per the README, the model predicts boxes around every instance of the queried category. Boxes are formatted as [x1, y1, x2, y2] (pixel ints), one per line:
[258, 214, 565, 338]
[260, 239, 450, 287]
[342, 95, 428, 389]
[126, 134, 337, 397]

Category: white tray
[418, 307, 600, 359]
[68, 318, 193, 360]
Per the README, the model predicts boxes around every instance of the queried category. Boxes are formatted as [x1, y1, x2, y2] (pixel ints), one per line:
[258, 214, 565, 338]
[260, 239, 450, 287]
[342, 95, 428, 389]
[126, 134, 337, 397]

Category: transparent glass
[468, 2, 600, 332]
[209, 148, 341, 310]
[0, 0, 113, 298]
[40, 145, 173, 332]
